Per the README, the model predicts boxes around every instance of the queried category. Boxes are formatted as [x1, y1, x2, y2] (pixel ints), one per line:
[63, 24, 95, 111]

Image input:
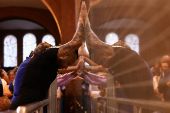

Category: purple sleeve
[84, 72, 107, 87]
[57, 72, 74, 87]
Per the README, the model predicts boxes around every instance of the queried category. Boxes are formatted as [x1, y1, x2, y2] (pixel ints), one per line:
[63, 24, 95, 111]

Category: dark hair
[161, 55, 170, 67]
[29, 51, 34, 57]
[8, 69, 14, 75]
[33, 42, 52, 55]
[113, 40, 131, 50]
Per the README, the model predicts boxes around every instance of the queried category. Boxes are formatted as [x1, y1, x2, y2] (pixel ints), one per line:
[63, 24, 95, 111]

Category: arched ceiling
[0, 0, 47, 9]
[89, 0, 170, 32]
[0, 19, 44, 30]
[90, 0, 170, 9]
[1, 0, 170, 39]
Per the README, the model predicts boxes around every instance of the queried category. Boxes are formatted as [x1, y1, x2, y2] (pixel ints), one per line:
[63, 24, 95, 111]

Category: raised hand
[58, 2, 86, 57]
[78, 43, 89, 58]
[83, 1, 115, 66]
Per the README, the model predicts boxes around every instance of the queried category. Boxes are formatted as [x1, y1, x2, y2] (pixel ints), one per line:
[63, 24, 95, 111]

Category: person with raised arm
[9, 2, 86, 110]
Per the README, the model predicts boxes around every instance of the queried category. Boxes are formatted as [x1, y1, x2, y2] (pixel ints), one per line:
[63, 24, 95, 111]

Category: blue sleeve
[0, 79, 3, 96]
[9, 81, 13, 92]
[12, 57, 31, 102]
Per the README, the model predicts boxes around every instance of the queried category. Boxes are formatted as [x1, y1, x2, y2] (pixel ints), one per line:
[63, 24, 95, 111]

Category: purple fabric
[83, 72, 107, 87]
[57, 72, 107, 87]
[57, 72, 75, 87]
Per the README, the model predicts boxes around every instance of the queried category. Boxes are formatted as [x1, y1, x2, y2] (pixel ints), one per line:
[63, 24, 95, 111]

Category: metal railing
[1, 99, 50, 113]
[91, 96, 170, 113]
[2, 78, 58, 113]
[90, 73, 170, 113]
[16, 99, 49, 113]
[3, 73, 170, 113]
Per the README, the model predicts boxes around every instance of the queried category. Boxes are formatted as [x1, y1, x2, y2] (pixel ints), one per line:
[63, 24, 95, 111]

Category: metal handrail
[0, 99, 49, 113]
[1, 77, 58, 113]
[96, 97, 170, 112]
[16, 99, 49, 113]
[0, 110, 16, 113]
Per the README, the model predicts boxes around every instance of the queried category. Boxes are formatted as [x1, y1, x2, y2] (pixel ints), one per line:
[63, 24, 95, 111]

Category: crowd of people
[151, 55, 170, 102]
[0, 66, 18, 111]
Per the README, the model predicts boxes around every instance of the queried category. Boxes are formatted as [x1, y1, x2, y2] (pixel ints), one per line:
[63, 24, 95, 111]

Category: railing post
[38, 107, 43, 113]
[91, 97, 98, 113]
[57, 98, 60, 113]
[133, 106, 142, 113]
[133, 105, 138, 113]
[48, 77, 57, 113]
[106, 73, 118, 113]
[139, 107, 142, 113]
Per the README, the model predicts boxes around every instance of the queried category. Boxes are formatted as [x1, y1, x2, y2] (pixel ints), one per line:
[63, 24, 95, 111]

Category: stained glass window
[105, 32, 119, 45]
[23, 33, 37, 61]
[42, 34, 55, 46]
[4, 35, 17, 67]
[125, 34, 139, 54]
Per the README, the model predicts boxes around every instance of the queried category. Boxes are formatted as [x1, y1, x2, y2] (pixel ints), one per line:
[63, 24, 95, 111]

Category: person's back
[108, 47, 153, 100]
[9, 47, 60, 110]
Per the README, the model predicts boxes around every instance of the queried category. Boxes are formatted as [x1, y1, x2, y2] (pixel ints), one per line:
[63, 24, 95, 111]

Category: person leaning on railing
[9, 4, 86, 110]
[80, 40, 153, 113]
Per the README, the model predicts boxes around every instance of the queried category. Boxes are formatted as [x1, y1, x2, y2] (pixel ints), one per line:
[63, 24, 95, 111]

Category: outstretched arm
[78, 43, 90, 58]
[58, 58, 82, 74]
[57, 72, 76, 87]
[84, 56, 98, 66]
[58, 66, 78, 74]
[57, 3, 86, 57]
[84, 65, 109, 73]
[79, 56, 109, 73]
[83, 1, 115, 65]
[82, 70, 107, 87]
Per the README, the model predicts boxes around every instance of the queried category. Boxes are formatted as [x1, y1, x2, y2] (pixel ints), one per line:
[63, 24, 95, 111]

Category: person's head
[113, 40, 131, 50]
[161, 55, 170, 70]
[154, 59, 161, 68]
[8, 70, 15, 81]
[161, 63, 169, 70]
[13, 66, 19, 75]
[58, 50, 78, 68]
[102, 40, 131, 68]
[33, 42, 52, 55]
[155, 63, 160, 69]
[152, 59, 161, 76]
